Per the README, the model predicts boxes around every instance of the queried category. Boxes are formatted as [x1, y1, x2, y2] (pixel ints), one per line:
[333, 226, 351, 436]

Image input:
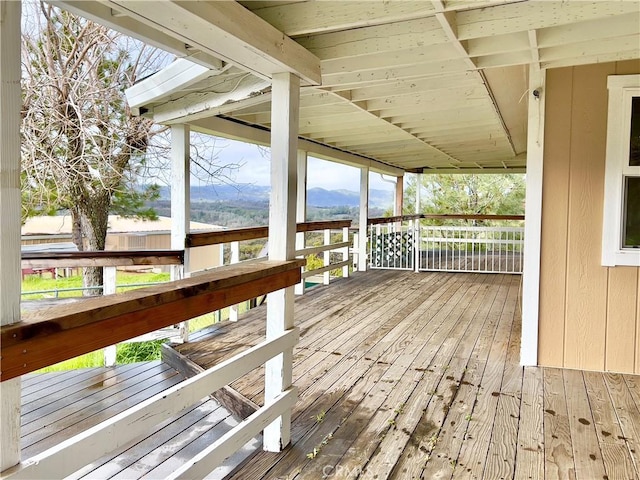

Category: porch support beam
[521, 67, 546, 367]
[358, 168, 369, 272]
[0, 0, 22, 470]
[104, 0, 321, 85]
[295, 151, 307, 295]
[170, 125, 191, 341]
[394, 174, 404, 216]
[264, 72, 299, 451]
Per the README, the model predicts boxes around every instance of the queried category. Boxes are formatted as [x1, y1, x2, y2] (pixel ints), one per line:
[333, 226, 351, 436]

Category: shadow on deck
[167, 269, 640, 480]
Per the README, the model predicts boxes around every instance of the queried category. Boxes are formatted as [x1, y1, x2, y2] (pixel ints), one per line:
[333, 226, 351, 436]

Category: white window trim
[602, 75, 640, 267]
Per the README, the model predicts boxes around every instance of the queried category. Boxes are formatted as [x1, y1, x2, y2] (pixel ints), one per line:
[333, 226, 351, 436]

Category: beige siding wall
[539, 60, 640, 374]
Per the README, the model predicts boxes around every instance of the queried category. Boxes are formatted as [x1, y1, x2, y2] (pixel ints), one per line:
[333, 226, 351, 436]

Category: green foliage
[110, 184, 160, 220]
[406, 174, 525, 217]
[116, 340, 165, 364]
[37, 351, 105, 373]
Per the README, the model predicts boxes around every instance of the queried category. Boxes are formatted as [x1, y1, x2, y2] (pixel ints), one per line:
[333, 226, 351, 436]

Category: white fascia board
[421, 167, 526, 174]
[126, 59, 218, 112]
[152, 75, 272, 124]
[189, 116, 404, 177]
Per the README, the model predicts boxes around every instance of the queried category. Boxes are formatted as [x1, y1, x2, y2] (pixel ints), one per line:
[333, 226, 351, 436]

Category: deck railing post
[103, 266, 118, 366]
[342, 226, 350, 278]
[264, 72, 299, 452]
[358, 167, 369, 271]
[0, 0, 22, 469]
[352, 232, 359, 269]
[170, 124, 191, 342]
[229, 241, 240, 321]
[323, 228, 331, 285]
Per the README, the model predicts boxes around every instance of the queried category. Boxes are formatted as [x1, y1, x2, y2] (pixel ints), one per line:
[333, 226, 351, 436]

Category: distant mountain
[159, 185, 392, 208]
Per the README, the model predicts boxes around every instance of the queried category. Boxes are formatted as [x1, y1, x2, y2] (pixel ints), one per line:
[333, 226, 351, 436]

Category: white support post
[229, 241, 240, 322]
[415, 173, 422, 214]
[342, 226, 350, 278]
[521, 67, 546, 367]
[103, 266, 118, 366]
[394, 174, 404, 217]
[415, 173, 422, 273]
[352, 233, 359, 269]
[323, 229, 331, 285]
[264, 72, 299, 452]
[358, 167, 369, 271]
[171, 124, 191, 342]
[295, 150, 307, 295]
[0, 0, 23, 470]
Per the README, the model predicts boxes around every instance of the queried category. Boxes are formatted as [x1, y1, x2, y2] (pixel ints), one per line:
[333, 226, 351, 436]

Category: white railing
[368, 219, 417, 271]
[418, 225, 523, 274]
[367, 215, 525, 274]
[294, 222, 351, 295]
[188, 220, 352, 303]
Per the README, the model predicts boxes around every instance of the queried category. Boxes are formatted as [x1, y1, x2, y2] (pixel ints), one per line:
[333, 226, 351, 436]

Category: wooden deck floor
[170, 270, 640, 480]
[20, 361, 258, 479]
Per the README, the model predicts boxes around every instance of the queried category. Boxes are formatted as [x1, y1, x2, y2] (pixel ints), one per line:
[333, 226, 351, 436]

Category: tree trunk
[70, 206, 84, 251]
[80, 193, 110, 296]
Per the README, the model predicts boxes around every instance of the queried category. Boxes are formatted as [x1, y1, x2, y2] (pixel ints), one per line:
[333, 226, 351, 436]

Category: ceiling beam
[104, 0, 321, 85]
[51, 1, 224, 69]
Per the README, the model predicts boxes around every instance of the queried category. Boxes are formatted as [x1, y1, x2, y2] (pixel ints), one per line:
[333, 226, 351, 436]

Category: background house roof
[21, 215, 222, 236]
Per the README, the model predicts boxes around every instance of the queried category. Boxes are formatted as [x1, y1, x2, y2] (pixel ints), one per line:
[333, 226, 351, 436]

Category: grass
[21, 271, 171, 300]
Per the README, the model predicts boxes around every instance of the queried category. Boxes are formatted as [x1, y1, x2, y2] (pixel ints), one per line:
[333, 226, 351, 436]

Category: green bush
[116, 340, 165, 363]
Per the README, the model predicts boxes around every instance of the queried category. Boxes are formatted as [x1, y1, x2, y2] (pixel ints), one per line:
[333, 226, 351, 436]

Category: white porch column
[295, 150, 307, 295]
[264, 72, 299, 452]
[394, 174, 404, 216]
[171, 124, 191, 341]
[415, 173, 422, 273]
[521, 67, 546, 366]
[415, 173, 422, 214]
[358, 167, 369, 272]
[0, 0, 23, 470]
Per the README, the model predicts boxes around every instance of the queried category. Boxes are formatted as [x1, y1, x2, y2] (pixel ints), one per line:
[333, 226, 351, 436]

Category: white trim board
[520, 67, 546, 367]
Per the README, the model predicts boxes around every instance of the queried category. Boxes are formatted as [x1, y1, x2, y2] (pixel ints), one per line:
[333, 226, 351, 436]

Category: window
[602, 75, 640, 266]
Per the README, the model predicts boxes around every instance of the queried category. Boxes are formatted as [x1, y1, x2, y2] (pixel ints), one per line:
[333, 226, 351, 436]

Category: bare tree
[21, 2, 169, 292]
[21, 3, 242, 294]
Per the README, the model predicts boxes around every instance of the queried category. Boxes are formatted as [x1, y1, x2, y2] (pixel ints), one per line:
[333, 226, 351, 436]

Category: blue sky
[197, 137, 396, 193]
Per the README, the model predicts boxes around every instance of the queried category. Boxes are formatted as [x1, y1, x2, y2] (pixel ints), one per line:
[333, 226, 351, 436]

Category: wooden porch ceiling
[59, 0, 640, 173]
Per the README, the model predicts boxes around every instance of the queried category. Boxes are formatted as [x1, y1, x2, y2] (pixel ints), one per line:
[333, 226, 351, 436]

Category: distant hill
[159, 185, 392, 208]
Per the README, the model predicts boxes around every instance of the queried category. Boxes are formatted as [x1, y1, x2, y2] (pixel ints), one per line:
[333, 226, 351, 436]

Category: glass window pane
[630, 97, 640, 167]
[623, 176, 640, 248]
